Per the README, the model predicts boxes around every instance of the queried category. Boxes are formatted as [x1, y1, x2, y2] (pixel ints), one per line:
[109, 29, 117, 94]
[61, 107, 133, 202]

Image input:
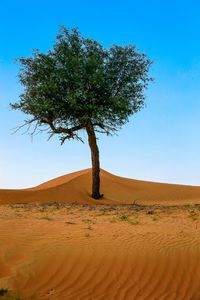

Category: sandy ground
[1, 169, 200, 206]
[1, 203, 200, 299]
[1, 169, 200, 299]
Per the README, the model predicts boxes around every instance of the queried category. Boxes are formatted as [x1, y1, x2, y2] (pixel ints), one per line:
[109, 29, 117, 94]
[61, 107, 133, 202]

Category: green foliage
[119, 214, 129, 221]
[11, 26, 152, 143]
[188, 209, 198, 221]
[119, 213, 140, 224]
[152, 216, 160, 221]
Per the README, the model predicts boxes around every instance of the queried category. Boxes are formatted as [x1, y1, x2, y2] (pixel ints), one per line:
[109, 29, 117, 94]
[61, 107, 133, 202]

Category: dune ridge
[0, 168, 200, 205]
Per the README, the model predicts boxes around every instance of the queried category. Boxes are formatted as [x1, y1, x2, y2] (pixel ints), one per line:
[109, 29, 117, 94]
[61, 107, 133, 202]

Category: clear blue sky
[1, 0, 200, 188]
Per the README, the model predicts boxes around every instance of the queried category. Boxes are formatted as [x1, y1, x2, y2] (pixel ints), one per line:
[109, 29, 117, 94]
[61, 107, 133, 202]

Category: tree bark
[86, 121, 103, 199]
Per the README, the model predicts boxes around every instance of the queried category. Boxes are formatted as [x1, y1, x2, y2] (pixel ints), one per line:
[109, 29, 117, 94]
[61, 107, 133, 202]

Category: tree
[11, 27, 152, 199]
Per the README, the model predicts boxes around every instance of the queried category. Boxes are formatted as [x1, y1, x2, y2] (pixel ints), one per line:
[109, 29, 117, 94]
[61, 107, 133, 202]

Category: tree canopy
[11, 27, 152, 143]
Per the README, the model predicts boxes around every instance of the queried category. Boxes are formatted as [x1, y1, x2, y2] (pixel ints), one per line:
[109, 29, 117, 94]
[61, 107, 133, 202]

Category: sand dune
[0, 168, 200, 205]
[1, 170, 200, 299]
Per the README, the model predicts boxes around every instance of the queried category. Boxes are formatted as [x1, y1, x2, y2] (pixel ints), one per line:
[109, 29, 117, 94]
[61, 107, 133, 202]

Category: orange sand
[1, 169, 200, 299]
[0, 169, 200, 205]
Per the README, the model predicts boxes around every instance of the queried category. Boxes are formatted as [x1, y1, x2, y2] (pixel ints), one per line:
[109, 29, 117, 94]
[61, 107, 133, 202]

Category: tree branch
[41, 117, 84, 135]
[12, 117, 85, 144]
[11, 118, 38, 135]
[92, 122, 117, 135]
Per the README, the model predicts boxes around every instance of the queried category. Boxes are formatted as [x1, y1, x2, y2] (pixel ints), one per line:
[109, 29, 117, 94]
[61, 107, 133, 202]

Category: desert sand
[1, 169, 200, 205]
[1, 169, 200, 299]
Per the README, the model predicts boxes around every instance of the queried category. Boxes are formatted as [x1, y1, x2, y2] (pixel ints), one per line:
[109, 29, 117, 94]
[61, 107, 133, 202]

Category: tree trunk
[86, 122, 103, 199]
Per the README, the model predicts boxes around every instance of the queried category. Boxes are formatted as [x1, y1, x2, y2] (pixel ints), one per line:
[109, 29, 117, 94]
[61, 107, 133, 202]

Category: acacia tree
[11, 27, 152, 199]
